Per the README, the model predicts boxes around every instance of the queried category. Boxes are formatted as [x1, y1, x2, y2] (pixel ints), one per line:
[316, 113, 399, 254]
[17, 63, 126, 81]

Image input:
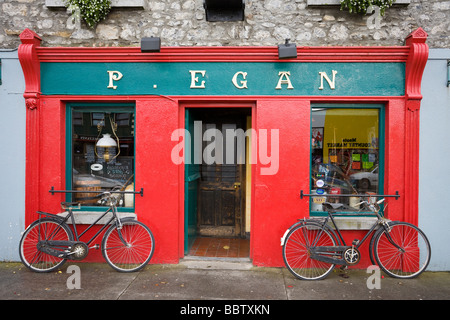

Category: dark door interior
[189, 108, 249, 239]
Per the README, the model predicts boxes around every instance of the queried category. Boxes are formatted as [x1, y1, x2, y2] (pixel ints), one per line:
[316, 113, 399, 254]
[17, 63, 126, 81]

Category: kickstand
[338, 265, 349, 278]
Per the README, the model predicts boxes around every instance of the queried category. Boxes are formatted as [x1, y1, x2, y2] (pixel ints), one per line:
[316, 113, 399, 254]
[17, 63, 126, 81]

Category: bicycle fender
[118, 217, 137, 223]
[280, 229, 290, 246]
[280, 220, 306, 246]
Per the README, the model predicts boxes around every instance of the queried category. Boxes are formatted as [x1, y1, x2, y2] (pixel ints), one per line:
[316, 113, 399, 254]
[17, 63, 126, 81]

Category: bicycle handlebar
[49, 187, 144, 197]
[355, 198, 385, 206]
[300, 190, 400, 200]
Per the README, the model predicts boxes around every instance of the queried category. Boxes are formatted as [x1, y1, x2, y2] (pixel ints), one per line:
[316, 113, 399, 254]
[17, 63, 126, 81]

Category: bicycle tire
[19, 218, 74, 273]
[282, 221, 337, 280]
[102, 220, 155, 272]
[373, 221, 431, 279]
[369, 234, 377, 266]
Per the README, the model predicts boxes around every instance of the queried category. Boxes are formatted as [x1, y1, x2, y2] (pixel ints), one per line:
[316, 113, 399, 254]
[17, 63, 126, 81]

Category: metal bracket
[49, 186, 144, 197]
[300, 190, 400, 200]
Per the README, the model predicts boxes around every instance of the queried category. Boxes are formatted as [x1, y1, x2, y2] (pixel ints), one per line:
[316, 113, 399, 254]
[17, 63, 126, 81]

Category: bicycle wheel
[19, 218, 73, 272]
[373, 221, 431, 279]
[283, 221, 337, 280]
[102, 220, 155, 272]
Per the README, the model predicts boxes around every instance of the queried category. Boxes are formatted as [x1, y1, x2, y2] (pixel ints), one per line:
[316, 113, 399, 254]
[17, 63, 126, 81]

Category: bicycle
[19, 191, 155, 273]
[281, 196, 431, 280]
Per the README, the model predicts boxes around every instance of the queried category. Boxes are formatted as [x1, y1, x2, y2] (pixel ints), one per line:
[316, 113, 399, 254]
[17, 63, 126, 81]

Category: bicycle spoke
[374, 222, 430, 278]
[283, 222, 336, 280]
[102, 221, 154, 272]
[19, 219, 72, 272]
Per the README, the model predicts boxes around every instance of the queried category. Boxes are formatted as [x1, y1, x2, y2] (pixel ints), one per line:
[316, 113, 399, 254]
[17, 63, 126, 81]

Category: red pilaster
[404, 28, 428, 225]
[19, 29, 42, 226]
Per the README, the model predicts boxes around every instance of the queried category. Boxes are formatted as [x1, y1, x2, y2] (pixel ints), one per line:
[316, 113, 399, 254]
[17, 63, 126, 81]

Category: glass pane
[311, 108, 380, 213]
[72, 110, 135, 207]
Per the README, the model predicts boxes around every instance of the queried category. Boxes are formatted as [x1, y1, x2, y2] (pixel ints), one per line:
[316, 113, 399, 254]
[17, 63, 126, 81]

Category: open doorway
[185, 107, 251, 257]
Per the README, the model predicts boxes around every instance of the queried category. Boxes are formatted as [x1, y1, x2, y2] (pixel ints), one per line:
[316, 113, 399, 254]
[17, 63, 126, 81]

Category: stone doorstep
[45, 0, 145, 9]
[57, 211, 137, 224]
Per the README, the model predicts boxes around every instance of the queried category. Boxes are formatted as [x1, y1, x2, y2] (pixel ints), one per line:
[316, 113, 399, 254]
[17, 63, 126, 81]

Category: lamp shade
[96, 133, 117, 148]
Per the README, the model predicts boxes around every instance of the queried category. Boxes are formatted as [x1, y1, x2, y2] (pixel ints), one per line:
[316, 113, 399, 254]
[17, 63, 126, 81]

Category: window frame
[65, 102, 136, 212]
[310, 103, 385, 217]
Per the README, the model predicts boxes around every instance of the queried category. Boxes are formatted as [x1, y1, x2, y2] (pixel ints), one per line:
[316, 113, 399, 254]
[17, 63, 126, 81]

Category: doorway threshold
[181, 256, 253, 270]
[188, 237, 250, 258]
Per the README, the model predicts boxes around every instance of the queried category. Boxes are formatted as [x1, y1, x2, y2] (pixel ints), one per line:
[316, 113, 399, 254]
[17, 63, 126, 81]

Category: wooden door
[198, 114, 246, 238]
[184, 109, 199, 253]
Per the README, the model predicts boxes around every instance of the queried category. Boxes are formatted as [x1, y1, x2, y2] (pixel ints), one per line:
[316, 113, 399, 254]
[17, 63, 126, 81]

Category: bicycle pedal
[352, 239, 360, 246]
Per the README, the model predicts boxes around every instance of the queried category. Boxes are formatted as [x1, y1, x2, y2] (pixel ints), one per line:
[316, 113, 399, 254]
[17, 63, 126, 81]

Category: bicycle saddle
[322, 202, 344, 212]
[61, 202, 80, 209]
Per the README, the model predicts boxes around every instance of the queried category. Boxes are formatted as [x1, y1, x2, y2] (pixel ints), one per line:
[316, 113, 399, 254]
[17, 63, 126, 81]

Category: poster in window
[312, 128, 323, 149]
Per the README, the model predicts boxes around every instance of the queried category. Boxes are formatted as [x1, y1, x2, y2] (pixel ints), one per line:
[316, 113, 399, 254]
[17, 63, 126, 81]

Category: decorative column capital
[405, 28, 429, 102]
[19, 29, 42, 107]
[25, 96, 40, 110]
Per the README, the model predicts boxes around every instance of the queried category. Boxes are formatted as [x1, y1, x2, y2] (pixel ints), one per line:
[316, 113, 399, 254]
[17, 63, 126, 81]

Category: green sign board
[41, 62, 405, 96]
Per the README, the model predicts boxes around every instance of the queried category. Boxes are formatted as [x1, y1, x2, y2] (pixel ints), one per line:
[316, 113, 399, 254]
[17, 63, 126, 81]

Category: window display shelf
[310, 216, 389, 230]
[57, 211, 136, 225]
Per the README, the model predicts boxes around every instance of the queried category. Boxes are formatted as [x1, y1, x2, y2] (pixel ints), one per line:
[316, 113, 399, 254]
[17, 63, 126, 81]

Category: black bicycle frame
[326, 211, 381, 249]
[308, 211, 389, 265]
[37, 204, 125, 257]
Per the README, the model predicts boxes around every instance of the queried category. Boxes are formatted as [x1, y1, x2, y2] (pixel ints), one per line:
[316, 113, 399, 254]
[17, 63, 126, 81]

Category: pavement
[0, 258, 448, 313]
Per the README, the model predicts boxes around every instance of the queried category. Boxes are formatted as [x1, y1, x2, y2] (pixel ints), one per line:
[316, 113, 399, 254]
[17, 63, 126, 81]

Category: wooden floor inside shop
[188, 237, 250, 258]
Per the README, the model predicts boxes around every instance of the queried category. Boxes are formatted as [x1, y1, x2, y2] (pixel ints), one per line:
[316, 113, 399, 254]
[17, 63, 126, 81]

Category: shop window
[68, 104, 135, 209]
[310, 105, 384, 215]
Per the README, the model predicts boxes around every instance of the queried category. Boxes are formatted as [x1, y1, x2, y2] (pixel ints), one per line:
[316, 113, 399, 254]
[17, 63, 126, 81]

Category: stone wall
[1, 0, 449, 49]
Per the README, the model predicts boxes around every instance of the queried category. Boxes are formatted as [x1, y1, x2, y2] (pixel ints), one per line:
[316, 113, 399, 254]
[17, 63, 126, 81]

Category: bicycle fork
[111, 206, 132, 248]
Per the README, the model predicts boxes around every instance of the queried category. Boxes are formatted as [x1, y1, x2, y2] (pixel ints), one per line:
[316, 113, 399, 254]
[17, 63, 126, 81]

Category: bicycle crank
[343, 247, 360, 265]
[310, 245, 362, 265]
[66, 242, 89, 260]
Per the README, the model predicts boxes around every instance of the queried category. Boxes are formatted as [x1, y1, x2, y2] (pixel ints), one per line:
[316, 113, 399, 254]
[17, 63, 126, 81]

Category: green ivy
[66, 0, 111, 28]
[340, 0, 395, 16]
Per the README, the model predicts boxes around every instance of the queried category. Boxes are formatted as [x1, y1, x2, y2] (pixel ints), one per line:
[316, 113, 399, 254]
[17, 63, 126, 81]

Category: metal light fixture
[203, 0, 245, 22]
[278, 39, 297, 59]
[95, 115, 120, 162]
[141, 37, 161, 53]
[96, 134, 117, 162]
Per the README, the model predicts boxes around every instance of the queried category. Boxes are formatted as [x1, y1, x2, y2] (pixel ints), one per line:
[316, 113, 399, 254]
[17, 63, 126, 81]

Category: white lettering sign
[189, 70, 206, 89]
[275, 71, 294, 90]
[107, 70, 123, 89]
[319, 70, 338, 90]
[231, 71, 248, 89]
[105, 68, 340, 92]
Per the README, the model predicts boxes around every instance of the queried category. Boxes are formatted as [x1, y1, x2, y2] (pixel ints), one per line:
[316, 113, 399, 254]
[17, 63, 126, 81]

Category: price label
[313, 197, 326, 204]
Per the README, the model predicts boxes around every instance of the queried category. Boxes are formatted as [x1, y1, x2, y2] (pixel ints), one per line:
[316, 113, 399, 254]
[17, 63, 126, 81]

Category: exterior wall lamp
[141, 37, 161, 53]
[203, 0, 245, 22]
[278, 39, 297, 59]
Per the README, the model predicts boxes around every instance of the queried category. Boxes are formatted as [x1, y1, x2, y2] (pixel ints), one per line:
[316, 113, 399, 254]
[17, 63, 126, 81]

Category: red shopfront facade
[19, 28, 428, 267]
